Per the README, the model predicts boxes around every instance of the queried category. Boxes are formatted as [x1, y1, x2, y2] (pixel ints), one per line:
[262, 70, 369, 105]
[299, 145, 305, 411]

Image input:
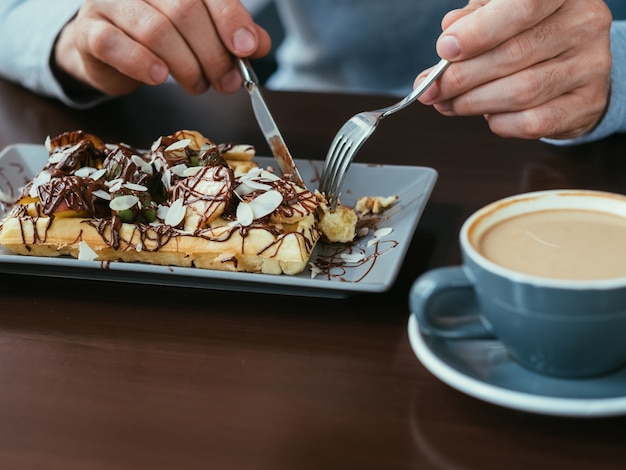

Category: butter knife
[236, 58, 305, 187]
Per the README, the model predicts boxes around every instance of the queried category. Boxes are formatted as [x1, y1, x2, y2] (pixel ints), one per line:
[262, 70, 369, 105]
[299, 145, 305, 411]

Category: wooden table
[1, 77, 625, 469]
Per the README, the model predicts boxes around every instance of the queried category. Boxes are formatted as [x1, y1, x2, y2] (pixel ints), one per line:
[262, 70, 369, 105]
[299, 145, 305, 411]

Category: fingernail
[438, 35, 461, 59]
[150, 63, 169, 84]
[220, 69, 242, 93]
[233, 27, 256, 54]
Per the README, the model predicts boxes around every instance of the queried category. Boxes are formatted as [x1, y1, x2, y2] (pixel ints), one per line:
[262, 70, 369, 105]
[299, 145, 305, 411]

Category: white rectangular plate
[0, 144, 436, 298]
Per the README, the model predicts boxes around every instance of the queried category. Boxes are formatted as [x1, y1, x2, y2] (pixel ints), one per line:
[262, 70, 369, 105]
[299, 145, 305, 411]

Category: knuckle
[519, 109, 553, 139]
[445, 64, 467, 91]
[166, 0, 198, 20]
[584, 0, 613, 30]
[487, 109, 552, 140]
[513, 69, 544, 108]
[85, 23, 118, 57]
[134, 13, 171, 44]
[503, 36, 527, 66]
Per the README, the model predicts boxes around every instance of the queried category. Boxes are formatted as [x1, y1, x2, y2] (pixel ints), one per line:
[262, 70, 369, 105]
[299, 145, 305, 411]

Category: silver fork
[318, 58, 449, 208]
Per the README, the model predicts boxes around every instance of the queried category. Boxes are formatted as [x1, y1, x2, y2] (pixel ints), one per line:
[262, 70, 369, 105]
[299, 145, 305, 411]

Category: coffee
[476, 209, 626, 280]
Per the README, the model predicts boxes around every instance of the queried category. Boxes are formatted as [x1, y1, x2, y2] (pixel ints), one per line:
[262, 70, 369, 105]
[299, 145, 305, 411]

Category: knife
[236, 58, 305, 188]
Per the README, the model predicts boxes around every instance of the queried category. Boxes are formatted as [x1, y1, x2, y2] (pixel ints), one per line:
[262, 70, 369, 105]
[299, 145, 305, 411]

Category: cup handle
[409, 266, 494, 339]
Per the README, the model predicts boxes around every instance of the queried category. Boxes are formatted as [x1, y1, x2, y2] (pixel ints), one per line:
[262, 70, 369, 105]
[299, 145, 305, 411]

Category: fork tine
[336, 122, 374, 174]
[320, 121, 372, 206]
[327, 122, 375, 199]
[324, 142, 353, 205]
[319, 130, 349, 194]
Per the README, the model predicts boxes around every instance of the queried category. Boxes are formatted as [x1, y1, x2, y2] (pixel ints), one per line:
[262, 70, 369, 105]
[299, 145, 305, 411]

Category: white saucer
[408, 314, 626, 417]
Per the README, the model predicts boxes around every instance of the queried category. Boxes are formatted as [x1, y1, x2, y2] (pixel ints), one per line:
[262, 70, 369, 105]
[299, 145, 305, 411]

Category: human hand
[416, 0, 612, 140]
[53, 0, 271, 97]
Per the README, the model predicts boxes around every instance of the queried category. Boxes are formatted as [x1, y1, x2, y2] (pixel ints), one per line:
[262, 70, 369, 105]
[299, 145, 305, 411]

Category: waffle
[0, 130, 321, 275]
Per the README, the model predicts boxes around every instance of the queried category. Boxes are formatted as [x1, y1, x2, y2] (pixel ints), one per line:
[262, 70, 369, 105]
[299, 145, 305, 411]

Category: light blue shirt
[0, 0, 84, 107]
[267, 0, 465, 95]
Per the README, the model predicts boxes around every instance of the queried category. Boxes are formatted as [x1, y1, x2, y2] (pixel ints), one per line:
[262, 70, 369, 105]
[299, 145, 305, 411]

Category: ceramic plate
[408, 314, 626, 417]
[0, 144, 436, 298]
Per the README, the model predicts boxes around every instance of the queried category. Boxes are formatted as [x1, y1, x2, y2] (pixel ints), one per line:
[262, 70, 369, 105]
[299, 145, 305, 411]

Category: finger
[202, 0, 271, 56]
[69, 17, 170, 95]
[202, 0, 272, 93]
[148, 0, 270, 94]
[434, 61, 579, 117]
[437, 0, 566, 61]
[483, 88, 609, 140]
[99, 0, 212, 95]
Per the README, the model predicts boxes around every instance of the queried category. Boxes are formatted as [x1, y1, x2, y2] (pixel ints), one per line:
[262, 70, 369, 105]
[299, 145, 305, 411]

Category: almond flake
[123, 182, 148, 191]
[28, 171, 51, 197]
[131, 155, 154, 175]
[165, 198, 186, 227]
[341, 253, 366, 263]
[110, 194, 139, 211]
[153, 157, 164, 172]
[78, 241, 98, 261]
[165, 139, 191, 152]
[93, 189, 111, 201]
[240, 168, 258, 177]
[108, 180, 123, 193]
[90, 168, 107, 181]
[151, 136, 162, 152]
[236, 202, 254, 226]
[156, 204, 169, 221]
[74, 166, 96, 178]
[248, 190, 283, 219]
[258, 170, 281, 181]
[309, 262, 322, 279]
[373, 227, 393, 239]
[170, 164, 188, 177]
[241, 179, 272, 191]
[161, 169, 171, 191]
[48, 143, 81, 165]
[235, 182, 256, 197]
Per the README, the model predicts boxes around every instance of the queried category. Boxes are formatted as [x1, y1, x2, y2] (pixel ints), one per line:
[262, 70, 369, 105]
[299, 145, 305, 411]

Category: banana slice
[172, 164, 234, 232]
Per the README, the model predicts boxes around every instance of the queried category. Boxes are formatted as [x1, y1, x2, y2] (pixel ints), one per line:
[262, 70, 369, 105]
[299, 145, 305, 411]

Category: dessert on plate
[0, 130, 400, 277]
[0, 130, 322, 275]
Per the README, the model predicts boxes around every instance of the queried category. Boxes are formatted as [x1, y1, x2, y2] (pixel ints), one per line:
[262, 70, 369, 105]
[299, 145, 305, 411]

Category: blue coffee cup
[410, 190, 626, 378]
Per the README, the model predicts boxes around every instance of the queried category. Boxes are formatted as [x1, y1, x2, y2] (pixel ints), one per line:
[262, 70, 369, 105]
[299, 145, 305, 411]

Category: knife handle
[235, 57, 259, 90]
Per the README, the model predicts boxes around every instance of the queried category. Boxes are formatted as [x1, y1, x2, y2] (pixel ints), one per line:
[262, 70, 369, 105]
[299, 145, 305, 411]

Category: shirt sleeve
[0, 0, 109, 108]
[544, 20, 626, 145]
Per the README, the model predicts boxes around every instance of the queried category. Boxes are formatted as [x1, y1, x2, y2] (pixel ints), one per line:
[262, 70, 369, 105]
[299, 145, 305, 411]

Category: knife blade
[236, 58, 305, 188]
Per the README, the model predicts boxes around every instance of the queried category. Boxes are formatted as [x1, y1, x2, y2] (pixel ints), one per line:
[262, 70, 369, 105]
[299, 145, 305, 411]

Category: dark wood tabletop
[1, 77, 626, 469]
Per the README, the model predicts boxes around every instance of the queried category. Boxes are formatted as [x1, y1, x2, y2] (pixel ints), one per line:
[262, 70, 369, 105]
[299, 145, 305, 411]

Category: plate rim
[407, 314, 626, 418]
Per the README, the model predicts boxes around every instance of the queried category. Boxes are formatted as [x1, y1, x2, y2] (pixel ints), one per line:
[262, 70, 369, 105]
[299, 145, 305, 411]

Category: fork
[318, 58, 449, 208]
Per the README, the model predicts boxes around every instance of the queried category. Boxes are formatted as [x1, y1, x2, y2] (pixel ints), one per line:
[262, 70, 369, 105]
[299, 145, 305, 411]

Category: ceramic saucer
[408, 314, 626, 417]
